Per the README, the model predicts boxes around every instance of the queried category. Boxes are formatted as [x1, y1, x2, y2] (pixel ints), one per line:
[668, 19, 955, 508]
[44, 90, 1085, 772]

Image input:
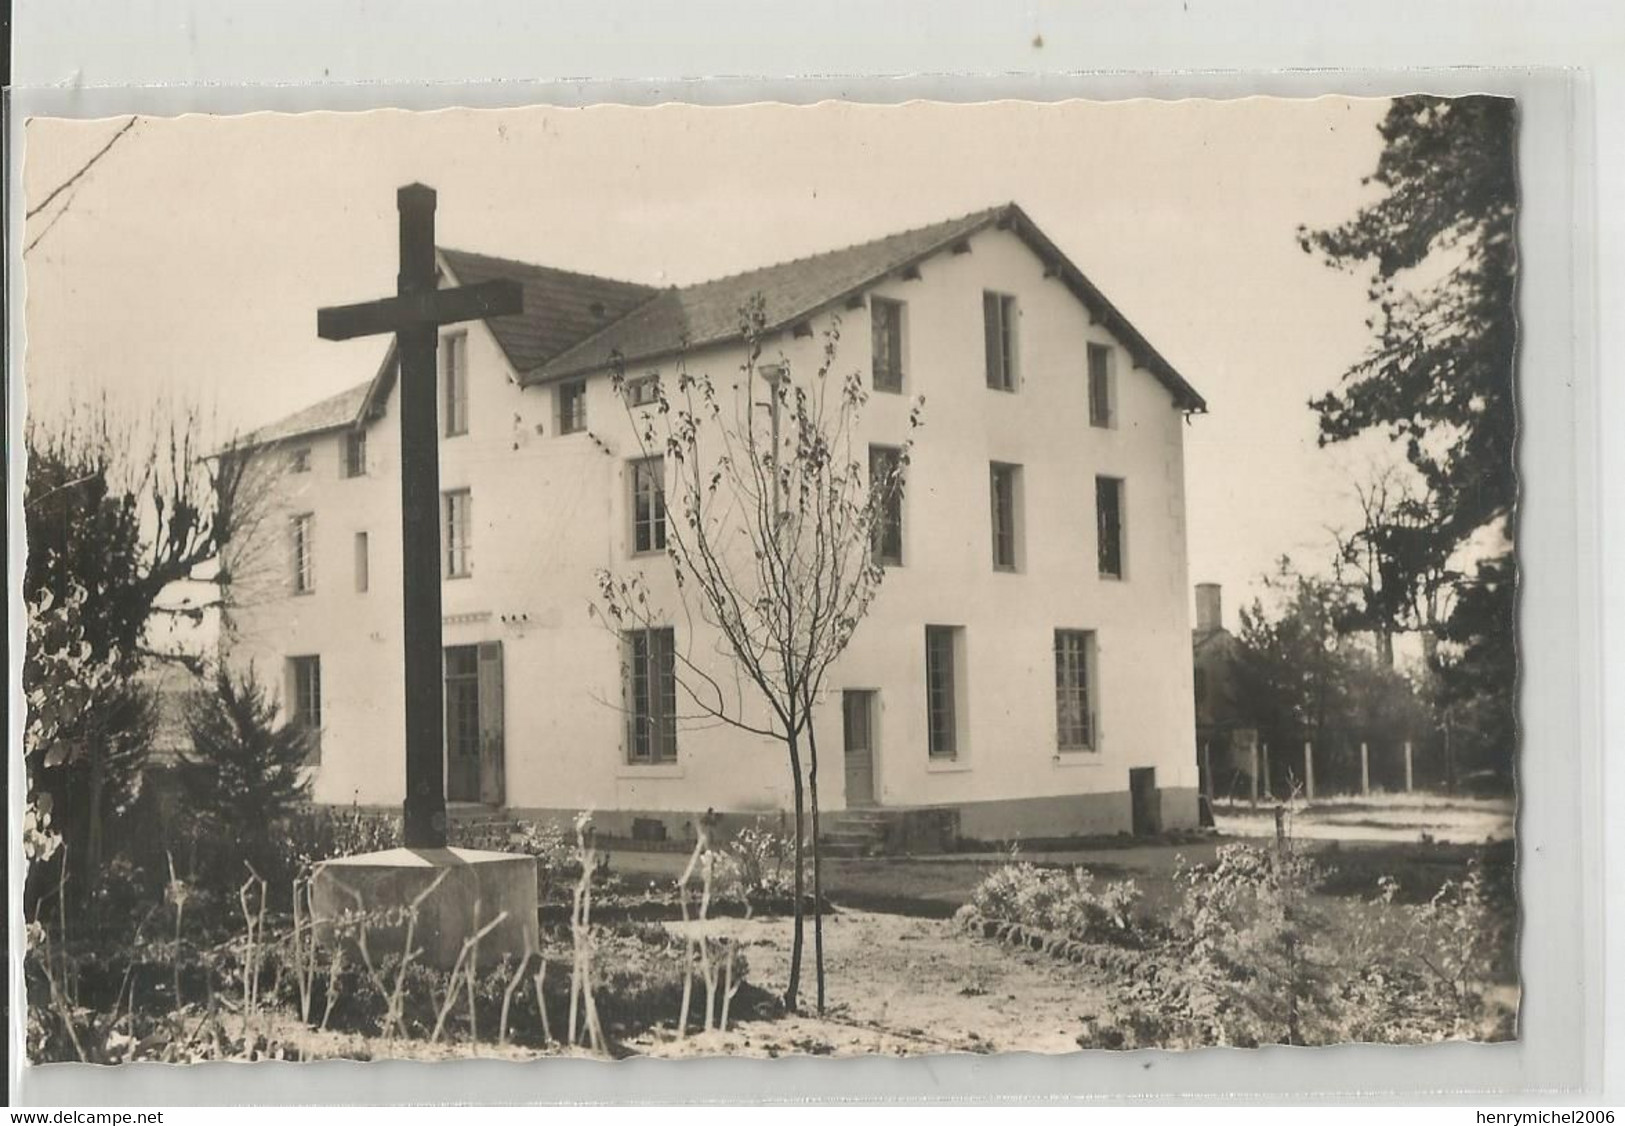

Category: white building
[223, 203, 1207, 846]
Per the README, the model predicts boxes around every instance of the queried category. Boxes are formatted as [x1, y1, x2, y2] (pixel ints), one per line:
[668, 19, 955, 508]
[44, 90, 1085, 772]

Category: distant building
[1191, 582, 1267, 807]
[223, 203, 1208, 845]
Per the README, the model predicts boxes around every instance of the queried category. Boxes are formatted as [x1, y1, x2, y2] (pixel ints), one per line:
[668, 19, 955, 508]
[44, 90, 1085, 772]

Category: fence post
[1202, 740, 1215, 807]
[1360, 741, 1370, 796]
[1303, 740, 1315, 801]
[1250, 736, 1259, 809]
[1404, 740, 1414, 793]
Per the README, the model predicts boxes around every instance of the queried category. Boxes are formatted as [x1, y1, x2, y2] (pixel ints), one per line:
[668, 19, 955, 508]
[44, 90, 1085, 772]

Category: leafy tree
[179, 665, 313, 882]
[1299, 95, 1516, 546]
[1302, 95, 1519, 783]
[1235, 558, 1425, 787]
[595, 296, 920, 1013]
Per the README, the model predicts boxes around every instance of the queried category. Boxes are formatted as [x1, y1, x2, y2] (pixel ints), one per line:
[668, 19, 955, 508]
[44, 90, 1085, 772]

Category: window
[354, 531, 369, 593]
[871, 298, 905, 393]
[1097, 476, 1125, 578]
[989, 462, 1023, 571]
[925, 626, 961, 760]
[625, 627, 677, 764]
[444, 489, 472, 578]
[1055, 630, 1096, 751]
[291, 513, 315, 594]
[444, 644, 481, 768]
[982, 291, 1018, 391]
[630, 457, 666, 554]
[625, 375, 660, 408]
[343, 430, 368, 477]
[869, 446, 904, 566]
[557, 379, 588, 435]
[289, 447, 311, 473]
[443, 332, 468, 437]
[1088, 343, 1115, 428]
[288, 655, 322, 762]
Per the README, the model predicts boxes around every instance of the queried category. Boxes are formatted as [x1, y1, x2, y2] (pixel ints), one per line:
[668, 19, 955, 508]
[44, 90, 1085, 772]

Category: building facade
[223, 204, 1207, 844]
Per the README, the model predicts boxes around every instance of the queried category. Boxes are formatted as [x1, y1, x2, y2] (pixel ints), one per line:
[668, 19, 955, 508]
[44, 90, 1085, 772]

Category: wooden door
[843, 690, 876, 807]
[1130, 767, 1160, 836]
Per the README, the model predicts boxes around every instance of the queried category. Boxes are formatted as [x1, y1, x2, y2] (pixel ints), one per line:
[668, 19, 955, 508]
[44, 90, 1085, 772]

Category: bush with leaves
[963, 858, 1145, 947]
[179, 665, 312, 888]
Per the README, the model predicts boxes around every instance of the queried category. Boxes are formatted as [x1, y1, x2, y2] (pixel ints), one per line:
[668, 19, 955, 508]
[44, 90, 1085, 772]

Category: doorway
[1129, 767, 1161, 836]
[842, 690, 878, 807]
[444, 642, 505, 804]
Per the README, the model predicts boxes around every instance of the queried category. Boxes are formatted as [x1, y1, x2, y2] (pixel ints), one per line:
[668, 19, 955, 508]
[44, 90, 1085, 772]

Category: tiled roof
[530, 207, 1005, 383]
[437, 249, 661, 374]
[239, 379, 372, 448]
[527, 202, 1204, 410]
[251, 203, 1204, 446]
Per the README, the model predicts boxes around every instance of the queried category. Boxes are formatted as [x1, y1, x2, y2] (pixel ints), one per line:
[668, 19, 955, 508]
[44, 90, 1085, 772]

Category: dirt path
[630, 909, 1111, 1057]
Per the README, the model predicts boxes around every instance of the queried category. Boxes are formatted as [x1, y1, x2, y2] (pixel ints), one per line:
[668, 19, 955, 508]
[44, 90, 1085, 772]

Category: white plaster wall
[825, 228, 1199, 811]
[225, 225, 1198, 822]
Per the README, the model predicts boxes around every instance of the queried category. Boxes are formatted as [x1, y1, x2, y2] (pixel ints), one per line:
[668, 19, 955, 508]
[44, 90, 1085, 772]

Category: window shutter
[477, 641, 505, 805]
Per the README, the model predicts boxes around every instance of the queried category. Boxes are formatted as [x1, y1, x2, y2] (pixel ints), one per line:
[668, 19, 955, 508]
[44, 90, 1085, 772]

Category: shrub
[966, 858, 1144, 945]
[710, 822, 803, 911]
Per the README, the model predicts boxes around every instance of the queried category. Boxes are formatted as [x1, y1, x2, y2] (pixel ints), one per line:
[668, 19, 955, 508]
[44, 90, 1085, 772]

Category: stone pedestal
[310, 847, 538, 972]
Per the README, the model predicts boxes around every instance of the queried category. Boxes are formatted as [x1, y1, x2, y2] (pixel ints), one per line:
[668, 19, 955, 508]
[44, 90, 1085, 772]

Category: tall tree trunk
[805, 708, 826, 1014]
[784, 729, 806, 1014]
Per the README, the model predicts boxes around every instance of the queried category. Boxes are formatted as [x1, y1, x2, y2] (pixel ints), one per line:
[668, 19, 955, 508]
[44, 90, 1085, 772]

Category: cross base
[310, 847, 539, 972]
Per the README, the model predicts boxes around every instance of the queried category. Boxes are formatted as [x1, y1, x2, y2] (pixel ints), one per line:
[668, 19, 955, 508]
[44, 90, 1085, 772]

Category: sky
[21, 98, 1399, 624]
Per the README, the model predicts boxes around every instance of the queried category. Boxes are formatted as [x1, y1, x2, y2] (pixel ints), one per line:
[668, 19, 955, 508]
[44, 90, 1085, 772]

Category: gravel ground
[631, 909, 1114, 1058]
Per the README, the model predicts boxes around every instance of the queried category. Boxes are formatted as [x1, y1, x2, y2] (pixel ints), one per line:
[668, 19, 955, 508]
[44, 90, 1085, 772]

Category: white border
[6, 5, 1615, 1107]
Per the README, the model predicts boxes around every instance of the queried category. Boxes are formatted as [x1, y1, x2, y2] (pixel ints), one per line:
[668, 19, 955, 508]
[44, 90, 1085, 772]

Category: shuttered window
[983, 291, 1017, 391]
[1088, 343, 1114, 428]
[1055, 630, 1095, 751]
[1096, 476, 1125, 578]
[557, 379, 588, 435]
[444, 489, 472, 577]
[443, 332, 469, 437]
[288, 655, 322, 763]
[990, 462, 1021, 571]
[343, 430, 368, 477]
[871, 298, 905, 393]
[631, 457, 667, 555]
[869, 446, 904, 566]
[625, 628, 678, 764]
[291, 513, 315, 593]
[925, 625, 961, 760]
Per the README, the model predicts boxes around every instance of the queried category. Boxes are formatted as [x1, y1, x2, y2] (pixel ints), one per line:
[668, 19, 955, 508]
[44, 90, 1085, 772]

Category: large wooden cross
[317, 183, 522, 849]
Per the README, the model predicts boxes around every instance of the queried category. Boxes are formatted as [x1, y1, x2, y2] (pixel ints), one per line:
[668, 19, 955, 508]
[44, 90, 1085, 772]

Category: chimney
[1195, 583, 1223, 633]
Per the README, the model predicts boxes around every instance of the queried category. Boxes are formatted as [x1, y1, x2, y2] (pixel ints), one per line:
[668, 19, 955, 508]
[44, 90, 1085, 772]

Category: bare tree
[594, 295, 921, 1013]
[24, 395, 265, 889]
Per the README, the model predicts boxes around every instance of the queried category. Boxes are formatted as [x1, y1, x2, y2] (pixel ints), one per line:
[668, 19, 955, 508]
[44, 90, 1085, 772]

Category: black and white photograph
[18, 96, 1520, 1065]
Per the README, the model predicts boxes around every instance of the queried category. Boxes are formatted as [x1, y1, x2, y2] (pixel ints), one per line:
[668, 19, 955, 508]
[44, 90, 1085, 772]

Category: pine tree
[179, 665, 312, 880]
